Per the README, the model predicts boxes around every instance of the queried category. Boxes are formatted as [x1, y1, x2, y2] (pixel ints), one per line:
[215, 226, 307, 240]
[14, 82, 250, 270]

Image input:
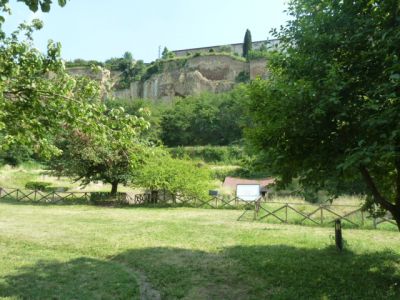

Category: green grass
[0, 163, 140, 193]
[0, 199, 399, 299]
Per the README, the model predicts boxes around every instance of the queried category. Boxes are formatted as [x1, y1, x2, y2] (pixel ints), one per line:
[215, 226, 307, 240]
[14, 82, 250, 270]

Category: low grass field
[0, 199, 399, 299]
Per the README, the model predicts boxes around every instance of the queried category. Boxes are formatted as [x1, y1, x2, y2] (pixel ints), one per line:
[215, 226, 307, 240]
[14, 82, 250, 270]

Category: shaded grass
[0, 199, 399, 299]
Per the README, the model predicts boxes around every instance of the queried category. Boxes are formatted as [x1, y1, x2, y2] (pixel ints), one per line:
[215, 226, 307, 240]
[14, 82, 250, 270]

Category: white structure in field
[236, 184, 261, 201]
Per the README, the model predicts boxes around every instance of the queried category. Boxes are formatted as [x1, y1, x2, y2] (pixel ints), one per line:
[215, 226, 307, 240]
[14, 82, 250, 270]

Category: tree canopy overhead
[246, 0, 400, 229]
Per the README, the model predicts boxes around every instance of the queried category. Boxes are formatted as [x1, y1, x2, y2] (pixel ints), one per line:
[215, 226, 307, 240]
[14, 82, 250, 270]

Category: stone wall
[249, 59, 269, 79]
[173, 39, 279, 57]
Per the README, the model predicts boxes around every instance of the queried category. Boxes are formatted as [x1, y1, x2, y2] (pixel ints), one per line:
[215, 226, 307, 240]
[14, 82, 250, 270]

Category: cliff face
[68, 55, 268, 100]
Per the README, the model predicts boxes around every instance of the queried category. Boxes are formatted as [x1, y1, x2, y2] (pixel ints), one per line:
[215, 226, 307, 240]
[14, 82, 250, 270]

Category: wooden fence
[0, 187, 396, 229]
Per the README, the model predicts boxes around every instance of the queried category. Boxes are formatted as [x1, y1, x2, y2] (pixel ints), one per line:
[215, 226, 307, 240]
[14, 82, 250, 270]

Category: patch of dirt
[135, 271, 161, 300]
[113, 262, 161, 300]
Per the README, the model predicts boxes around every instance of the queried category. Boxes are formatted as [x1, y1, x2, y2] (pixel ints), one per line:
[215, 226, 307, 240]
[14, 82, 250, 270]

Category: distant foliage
[168, 145, 247, 165]
[235, 71, 250, 83]
[218, 45, 233, 53]
[247, 50, 272, 60]
[65, 59, 104, 68]
[160, 86, 249, 146]
[161, 47, 175, 60]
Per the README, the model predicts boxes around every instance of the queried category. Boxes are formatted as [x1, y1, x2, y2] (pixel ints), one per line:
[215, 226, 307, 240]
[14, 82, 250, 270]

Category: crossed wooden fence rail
[0, 187, 396, 229]
[246, 200, 397, 229]
[0, 187, 91, 203]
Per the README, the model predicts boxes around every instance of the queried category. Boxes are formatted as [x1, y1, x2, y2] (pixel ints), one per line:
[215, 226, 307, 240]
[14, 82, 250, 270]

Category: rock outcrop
[68, 55, 268, 100]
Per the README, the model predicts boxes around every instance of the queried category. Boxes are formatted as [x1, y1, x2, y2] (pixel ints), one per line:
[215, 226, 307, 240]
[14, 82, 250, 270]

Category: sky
[3, 0, 289, 63]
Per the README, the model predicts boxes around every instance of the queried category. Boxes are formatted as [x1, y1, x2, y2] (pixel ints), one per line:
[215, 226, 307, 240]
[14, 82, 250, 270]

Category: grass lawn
[0, 163, 141, 193]
[0, 200, 399, 299]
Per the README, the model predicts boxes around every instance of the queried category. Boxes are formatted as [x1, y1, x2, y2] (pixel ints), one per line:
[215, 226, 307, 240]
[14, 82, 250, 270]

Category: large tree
[246, 0, 400, 229]
[242, 29, 252, 58]
[49, 107, 149, 195]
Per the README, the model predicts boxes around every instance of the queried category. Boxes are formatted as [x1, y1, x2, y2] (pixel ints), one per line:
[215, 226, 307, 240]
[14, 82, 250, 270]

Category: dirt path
[113, 262, 161, 300]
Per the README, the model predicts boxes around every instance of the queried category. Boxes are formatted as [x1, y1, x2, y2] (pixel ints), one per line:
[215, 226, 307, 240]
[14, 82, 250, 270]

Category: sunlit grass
[0, 199, 399, 299]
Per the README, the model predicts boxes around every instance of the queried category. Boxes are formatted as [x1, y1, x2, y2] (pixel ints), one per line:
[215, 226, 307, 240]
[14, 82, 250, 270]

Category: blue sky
[4, 0, 289, 63]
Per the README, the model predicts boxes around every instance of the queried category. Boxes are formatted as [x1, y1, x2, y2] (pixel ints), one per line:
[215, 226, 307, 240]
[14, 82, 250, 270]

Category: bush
[168, 146, 247, 164]
[135, 150, 212, 200]
[236, 71, 250, 83]
[25, 181, 52, 191]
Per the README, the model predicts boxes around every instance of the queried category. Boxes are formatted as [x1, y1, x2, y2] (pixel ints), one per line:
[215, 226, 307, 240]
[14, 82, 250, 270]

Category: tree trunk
[360, 165, 400, 231]
[392, 206, 400, 231]
[110, 181, 118, 196]
[151, 190, 158, 203]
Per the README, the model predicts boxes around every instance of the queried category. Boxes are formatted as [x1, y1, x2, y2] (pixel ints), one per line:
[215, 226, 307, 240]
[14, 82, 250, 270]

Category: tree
[0, 19, 103, 158]
[0, 0, 105, 159]
[0, 0, 67, 36]
[242, 29, 252, 58]
[161, 47, 175, 60]
[245, 0, 400, 229]
[134, 149, 212, 200]
[160, 88, 248, 146]
[49, 107, 150, 195]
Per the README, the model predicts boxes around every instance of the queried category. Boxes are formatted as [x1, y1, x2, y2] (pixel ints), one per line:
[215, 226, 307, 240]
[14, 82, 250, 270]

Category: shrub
[235, 71, 250, 83]
[25, 181, 52, 191]
[168, 146, 246, 165]
[135, 150, 212, 200]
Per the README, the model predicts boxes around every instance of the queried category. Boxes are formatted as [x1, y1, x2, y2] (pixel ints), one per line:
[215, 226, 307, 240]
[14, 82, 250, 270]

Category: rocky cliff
[68, 55, 268, 100]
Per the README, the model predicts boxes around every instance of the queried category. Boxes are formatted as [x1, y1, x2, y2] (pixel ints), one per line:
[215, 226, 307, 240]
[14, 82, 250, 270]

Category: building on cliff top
[172, 39, 280, 57]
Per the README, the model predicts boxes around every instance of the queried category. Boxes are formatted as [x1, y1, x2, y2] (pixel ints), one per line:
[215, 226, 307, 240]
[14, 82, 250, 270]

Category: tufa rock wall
[68, 55, 268, 100]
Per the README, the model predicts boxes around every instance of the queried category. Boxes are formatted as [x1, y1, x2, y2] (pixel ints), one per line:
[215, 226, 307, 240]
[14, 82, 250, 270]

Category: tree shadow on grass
[1, 245, 399, 299]
[0, 257, 140, 299]
[112, 246, 400, 299]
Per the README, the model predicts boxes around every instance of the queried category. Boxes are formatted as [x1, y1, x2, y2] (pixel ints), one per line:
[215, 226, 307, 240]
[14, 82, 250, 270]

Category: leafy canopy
[49, 107, 150, 194]
[245, 0, 400, 228]
[134, 149, 212, 199]
[0, 18, 104, 158]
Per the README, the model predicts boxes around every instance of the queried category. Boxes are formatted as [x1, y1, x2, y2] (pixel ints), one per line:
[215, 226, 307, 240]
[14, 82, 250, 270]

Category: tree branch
[359, 165, 395, 212]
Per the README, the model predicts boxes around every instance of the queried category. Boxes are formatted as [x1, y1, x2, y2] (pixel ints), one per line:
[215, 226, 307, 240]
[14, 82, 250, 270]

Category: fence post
[16, 189, 19, 201]
[373, 217, 377, 229]
[361, 210, 364, 226]
[285, 204, 288, 223]
[335, 219, 343, 251]
[320, 206, 324, 224]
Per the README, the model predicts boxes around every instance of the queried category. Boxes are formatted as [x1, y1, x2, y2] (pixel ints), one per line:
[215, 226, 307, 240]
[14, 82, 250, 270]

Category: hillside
[67, 54, 268, 100]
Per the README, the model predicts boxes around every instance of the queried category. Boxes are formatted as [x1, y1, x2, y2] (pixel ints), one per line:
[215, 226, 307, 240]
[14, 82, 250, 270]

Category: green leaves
[245, 0, 400, 213]
[15, 0, 68, 12]
[134, 149, 212, 199]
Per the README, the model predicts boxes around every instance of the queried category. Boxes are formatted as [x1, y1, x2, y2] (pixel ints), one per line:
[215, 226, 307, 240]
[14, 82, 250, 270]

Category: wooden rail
[0, 187, 396, 229]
